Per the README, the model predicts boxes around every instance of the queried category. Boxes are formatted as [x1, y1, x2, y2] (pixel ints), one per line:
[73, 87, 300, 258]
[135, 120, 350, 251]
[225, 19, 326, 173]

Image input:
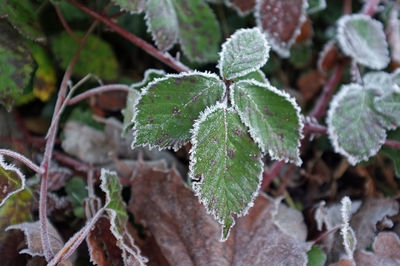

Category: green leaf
[307, 0, 326, 14]
[337, 14, 389, 70]
[112, 0, 146, 13]
[363, 71, 394, 95]
[307, 245, 326, 266]
[327, 83, 392, 165]
[374, 88, 400, 127]
[51, 32, 118, 80]
[289, 43, 312, 69]
[231, 80, 303, 165]
[133, 72, 225, 151]
[218, 28, 270, 80]
[122, 69, 165, 136]
[100, 169, 128, 240]
[233, 70, 267, 83]
[0, 21, 35, 110]
[189, 103, 263, 241]
[0, 0, 44, 41]
[381, 129, 400, 177]
[173, 0, 221, 62]
[145, 0, 178, 51]
[0, 155, 25, 207]
[65, 177, 88, 218]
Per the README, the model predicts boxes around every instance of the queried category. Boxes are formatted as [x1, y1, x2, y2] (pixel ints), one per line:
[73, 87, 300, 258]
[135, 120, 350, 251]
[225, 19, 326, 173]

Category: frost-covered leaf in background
[122, 69, 165, 135]
[326, 83, 393, 165]
[0, 155, 25, 207]
[112, 0, 146, 13]
[255, 0, 308, 57]
[142, 0, 221, 62]
[0, 21, 35, 110]
[65, 177, 88, 218]
[218, 28, 270, 80]
[189, 104, 263, 241]
[0, 0, 44, 41]
[51, 31, 119, 80]
[374, 88, 400, 127]
[307, 0, 326, 14]
[337, 14, 389, 70]
[100, 169, 147, 265]
[132, 72, 225, 151]
[231, 80, 303, 165]
[340, 197, 357, 260]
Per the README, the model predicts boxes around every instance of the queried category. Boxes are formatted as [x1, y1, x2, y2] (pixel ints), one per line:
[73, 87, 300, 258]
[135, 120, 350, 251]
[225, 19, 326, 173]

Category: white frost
[0, 154, 25, 207]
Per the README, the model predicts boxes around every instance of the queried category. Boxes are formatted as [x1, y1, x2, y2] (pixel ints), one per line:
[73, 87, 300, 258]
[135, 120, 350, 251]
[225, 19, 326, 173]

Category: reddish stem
[261, 160, 285, 191]
[363, 0, 381, 16]
[54, 5, 80, 42]
[68, 84, 130, 105]
[67, 0, 190, 73]
[0, 149, 44, 174]
[312, 225, 341, 244]
[385, 140, 400, 150]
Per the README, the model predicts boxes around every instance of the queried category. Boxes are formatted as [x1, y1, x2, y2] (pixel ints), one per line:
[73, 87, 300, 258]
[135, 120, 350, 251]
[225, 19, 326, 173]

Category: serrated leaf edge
[254, 0, 308, 58]
[326, 83, 387, 165]
[188, 102, 264, 241]
[131, 71, 225, 152]
[0, 154, 25, 207]
[224, 0, 254, 17]
[307, 0, 326, 14]
[230, 79, 304, 166]
[130, 69, 167, 91]
[337, 14, 389, 70]
[111, 0, 146, 14]
[218, 27, 270, 80]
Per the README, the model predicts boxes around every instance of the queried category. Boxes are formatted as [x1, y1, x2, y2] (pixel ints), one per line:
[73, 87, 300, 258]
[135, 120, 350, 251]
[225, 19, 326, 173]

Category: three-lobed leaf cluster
[130, 28, 303, 240]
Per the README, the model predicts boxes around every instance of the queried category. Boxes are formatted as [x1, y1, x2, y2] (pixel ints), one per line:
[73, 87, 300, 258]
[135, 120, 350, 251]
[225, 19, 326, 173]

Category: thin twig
[68, 84, 130, 105]
[312, 225, 341, 244]
[385, 140, 400, 150]
[67, 0, 190, 73]
[0, 149, 44, 174]
[261, 160, 285, 191]
[54, 5, 80, 42]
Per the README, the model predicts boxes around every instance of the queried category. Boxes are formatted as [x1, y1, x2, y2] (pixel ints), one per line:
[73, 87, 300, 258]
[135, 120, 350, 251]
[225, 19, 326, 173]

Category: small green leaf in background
[0, 0, 44, 41]
[381, 129, 400, 177]
[0, 155, 25, 207]
[190, 103, 263, 241]
[51, 31, 119, 80]
[65, 177, 88, 218]
[122, 69, 165, 135]
[231, 80, 303, 165]
[327, 83, 393, 165]
[307, 0, 326, 14]
[307, 245, 326, 266]
[132, 72, 225, 151]
[337, 14, 389, 70]
[218, 28, 270, 80]
[0, 21, 35, 110]
[289, 43, 312, 69]
[112, 0, 146, 13]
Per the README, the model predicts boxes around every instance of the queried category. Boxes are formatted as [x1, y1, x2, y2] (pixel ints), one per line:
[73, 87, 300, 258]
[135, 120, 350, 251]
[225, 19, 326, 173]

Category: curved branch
[68, 84, 130, 105]
[0, 149, 44, 174]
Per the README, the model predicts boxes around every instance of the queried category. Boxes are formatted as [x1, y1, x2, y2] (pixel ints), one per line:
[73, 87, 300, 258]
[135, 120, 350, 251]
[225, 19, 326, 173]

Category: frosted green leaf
[363, 71, 393, 95]
[307, 0, 326, 14]
[337, 14, 389, 70]
[0, 0, 44, 41]
[100, 169, 128, 241]
[327, 84, 392, 165]
[0, 155, 25, 207]
[218, 28, 270, 80]
[307, 245, 326, 266]
[65, 177, 88, 218]
[190, 103, 263, 241]
[0, 21, 35, 110]
[51, 32, 118, 80]
[145, 0, 178, 51]
[381, 129, 400, 177]
[173, 0, 221, 62]
[374, 88, 400, 127]
[231, 80, 303, 165]
[392, 68, 400, 86]
[233, 70, 267, 83]
[112, 0, 146, 13]
[122, 69, 165, 135]
[133, 72, 225, 151]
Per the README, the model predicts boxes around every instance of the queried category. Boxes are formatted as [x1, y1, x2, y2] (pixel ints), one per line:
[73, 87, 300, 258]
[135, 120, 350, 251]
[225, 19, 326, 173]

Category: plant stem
[385, 140, 400, 150]
[363, 0, 381, 16]
[261, 160, 285, 191]
[54, 5, 80, 42]
[67, 0, 190, 73]
[68, 84, 130, 105]
[0, 149, 44, 174]
[312, 225, 341, 244]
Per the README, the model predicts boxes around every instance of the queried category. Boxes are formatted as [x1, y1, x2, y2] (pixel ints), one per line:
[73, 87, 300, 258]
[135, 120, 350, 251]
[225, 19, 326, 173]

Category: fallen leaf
[318, 41, 340, 73]
[129, 162, 311, 265]
[297, 70, 326, 101]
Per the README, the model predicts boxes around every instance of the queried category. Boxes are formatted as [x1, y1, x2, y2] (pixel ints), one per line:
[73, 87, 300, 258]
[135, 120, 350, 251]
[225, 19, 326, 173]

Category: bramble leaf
[337, 14, 389, 70]
[381, 129, 400, 177]
[145, 0, 178, 51]
[122, 69, 165, 135]
[231, 80, 303, 165]
[112, 0, 146, 13]
[51, 31, 118, 80]
[327, 84, 393, 165]
[218, 28, 270, 80]
[173, 0, 221, 62]
[0, 155, 25, 208]
[133, 72, 225, 151]
[0, 21, 35, 110]
[190, 104, 263, 241]
[0, 0, 44, 41]
[363, 71, 394, 95]
[307, 0, 326, 14]
[255, 0, 308, 57]
[233, 70, 267, 83]
[374, 88, 400, 127]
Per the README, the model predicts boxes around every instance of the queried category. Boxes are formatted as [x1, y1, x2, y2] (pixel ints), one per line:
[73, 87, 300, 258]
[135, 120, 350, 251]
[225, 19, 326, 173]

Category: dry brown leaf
[328, 258, 355, 266]
[128, 162, 311, 266]
[354, 232, 400, 266]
